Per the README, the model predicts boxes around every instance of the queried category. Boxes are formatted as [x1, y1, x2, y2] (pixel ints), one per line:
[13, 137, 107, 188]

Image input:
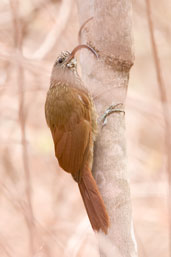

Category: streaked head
[54, 44, 98, 71]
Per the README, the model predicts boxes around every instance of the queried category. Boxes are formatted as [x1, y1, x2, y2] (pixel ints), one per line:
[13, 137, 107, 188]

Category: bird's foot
[100, 103, 125, 127]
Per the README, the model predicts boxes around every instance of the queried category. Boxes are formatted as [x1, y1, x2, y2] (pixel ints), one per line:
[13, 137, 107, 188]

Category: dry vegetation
[0, 0, 170, 256]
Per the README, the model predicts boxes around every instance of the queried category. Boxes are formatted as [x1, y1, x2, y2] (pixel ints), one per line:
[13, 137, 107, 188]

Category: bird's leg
[100, 103, 125, 127]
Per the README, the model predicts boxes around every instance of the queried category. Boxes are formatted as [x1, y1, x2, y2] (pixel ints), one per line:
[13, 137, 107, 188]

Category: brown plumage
[45, 45, 109, 233]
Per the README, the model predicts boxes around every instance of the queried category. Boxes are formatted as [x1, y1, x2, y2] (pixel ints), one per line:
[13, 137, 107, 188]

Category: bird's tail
[78, 166, 109, 234]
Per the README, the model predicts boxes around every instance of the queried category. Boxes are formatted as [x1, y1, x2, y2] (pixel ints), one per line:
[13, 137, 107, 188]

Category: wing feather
[52, 118, 90, 180]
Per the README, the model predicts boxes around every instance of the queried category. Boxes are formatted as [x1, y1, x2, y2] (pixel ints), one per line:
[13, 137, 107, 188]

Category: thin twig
[9, 0, 35, 255]
[78, 17, 93, 43]
[18, 63, 35, 255]
[145, 0, 171, 256]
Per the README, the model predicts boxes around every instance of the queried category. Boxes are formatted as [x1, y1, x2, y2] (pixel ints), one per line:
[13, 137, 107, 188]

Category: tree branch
[77, 0, 137, 256]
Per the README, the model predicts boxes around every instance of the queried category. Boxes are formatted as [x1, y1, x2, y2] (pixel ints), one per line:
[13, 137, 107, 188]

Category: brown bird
[45, 45, 109, 233]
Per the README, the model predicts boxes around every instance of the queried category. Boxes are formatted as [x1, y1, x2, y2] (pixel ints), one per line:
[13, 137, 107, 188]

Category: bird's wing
[51, 117, 91, 181]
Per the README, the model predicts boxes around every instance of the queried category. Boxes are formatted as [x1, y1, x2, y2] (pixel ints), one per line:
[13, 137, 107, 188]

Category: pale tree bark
[77, 1, 137, 257]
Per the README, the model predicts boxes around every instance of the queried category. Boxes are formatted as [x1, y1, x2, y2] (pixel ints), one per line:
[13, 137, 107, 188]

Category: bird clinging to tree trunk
[45, 45, 109, 233]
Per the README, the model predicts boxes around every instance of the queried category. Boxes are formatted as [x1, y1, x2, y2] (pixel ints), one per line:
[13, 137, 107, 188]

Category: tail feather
[78, 166, 109, 234]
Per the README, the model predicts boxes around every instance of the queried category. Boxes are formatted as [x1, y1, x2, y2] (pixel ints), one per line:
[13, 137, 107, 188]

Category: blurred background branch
[145, 0, 171, 255]
[28, 0, 73, 59]
[10, 0, 35, 255]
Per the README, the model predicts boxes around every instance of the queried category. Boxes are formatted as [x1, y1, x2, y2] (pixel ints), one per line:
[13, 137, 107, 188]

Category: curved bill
[66, 44, 98, 63]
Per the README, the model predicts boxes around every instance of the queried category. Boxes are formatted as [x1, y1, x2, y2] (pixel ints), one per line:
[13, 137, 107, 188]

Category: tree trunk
[77, 1, 137, 257]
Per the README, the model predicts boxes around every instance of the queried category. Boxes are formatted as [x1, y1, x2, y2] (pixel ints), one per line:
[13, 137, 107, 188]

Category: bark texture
[77, 1, 137, 257]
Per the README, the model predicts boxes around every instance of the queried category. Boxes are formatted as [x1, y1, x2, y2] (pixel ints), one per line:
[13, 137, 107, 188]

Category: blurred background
[0, 0, 170, 256]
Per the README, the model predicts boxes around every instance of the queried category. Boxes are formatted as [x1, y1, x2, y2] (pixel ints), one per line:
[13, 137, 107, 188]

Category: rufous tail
[78, 166, 109, 234]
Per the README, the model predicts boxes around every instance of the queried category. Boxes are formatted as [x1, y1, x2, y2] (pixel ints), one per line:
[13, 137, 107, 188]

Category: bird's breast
[45, 84, 90, 130]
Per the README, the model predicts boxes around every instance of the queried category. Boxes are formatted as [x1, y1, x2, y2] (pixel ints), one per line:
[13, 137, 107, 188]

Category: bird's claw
[100, 103, 125, 127]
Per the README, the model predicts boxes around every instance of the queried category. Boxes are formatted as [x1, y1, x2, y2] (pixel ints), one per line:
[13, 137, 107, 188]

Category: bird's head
[53, 44, 98, 72]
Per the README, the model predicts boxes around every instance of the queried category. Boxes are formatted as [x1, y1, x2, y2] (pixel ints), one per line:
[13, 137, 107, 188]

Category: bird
[45, 44, 109, 233]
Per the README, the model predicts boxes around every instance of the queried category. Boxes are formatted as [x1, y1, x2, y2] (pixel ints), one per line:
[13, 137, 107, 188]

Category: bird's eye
[58, 58, 64, 64]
